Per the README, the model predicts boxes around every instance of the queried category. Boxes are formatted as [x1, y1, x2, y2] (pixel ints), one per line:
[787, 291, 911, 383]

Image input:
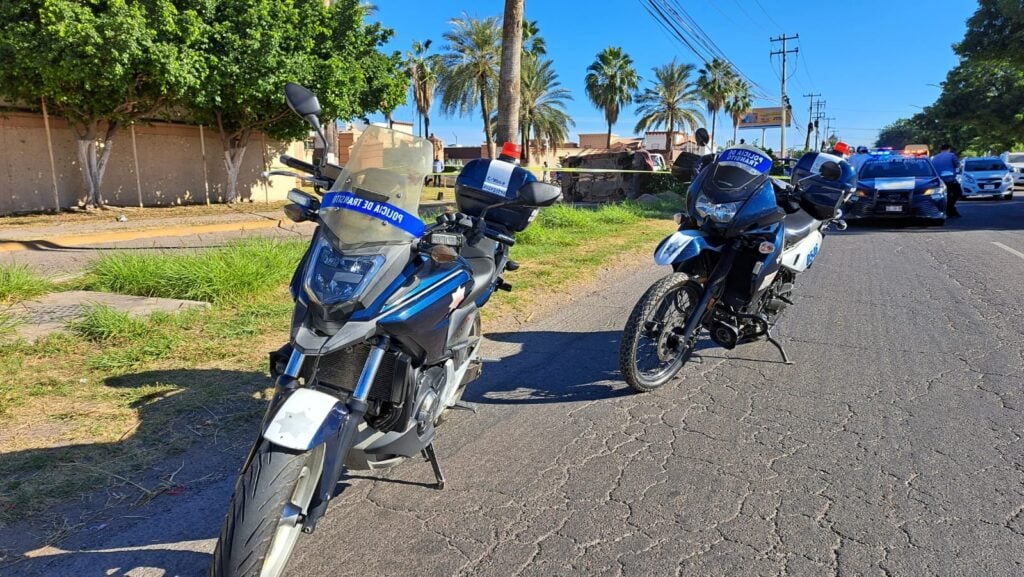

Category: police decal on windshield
[322, 191, 426, 237]
[718, 148, 773, 174]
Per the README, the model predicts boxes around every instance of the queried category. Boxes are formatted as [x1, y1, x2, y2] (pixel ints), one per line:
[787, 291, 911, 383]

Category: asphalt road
[9, 197, 1024, 576]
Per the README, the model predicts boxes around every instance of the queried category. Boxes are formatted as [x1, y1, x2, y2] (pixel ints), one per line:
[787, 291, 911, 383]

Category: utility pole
[812, 99, 826, 151]
[803, 93, 819, 151]
[770, 34, 799, 159]
[823, 117, 836, 150]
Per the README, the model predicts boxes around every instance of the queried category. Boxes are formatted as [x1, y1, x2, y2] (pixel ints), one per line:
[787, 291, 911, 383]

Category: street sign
[739, 107, 793, 128]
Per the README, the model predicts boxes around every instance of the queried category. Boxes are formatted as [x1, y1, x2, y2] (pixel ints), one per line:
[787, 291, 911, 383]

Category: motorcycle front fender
[654, 229, 722, 266]
[262, 387, 349, 451]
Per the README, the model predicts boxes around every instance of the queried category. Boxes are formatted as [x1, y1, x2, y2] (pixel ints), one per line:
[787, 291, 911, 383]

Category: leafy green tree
[405, 39, 440, 137]
[519, 58, 574, 164]
[875, 118, 926, 149]
[188, 0, 406, 203]
[724, 78, 753, 146]
[585, 46, 640, 149]
[0, 0, 204, 208]
[957, 0, 1024, 67]
[633, 60, 704, 160]
[697, 58, 736, 151]
[438, 14, 502, 159]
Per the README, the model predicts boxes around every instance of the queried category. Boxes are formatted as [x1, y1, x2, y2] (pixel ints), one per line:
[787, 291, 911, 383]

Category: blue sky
[368, 1, 977, 150]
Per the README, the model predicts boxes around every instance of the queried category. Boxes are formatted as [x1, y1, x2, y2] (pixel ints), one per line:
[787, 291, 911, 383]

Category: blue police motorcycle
[210, 84, 560, 577]
[619, 128, 855, 392]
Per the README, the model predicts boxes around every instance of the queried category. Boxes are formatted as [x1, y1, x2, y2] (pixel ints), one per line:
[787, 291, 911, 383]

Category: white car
[1000, 151, 1024, 187]
[958, 157, 1014, 200]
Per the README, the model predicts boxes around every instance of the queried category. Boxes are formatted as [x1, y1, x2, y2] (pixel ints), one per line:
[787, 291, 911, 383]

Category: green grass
[0, 264, 54, 303]
[69, 305, 201, 371]
[83, 238, 308, 303]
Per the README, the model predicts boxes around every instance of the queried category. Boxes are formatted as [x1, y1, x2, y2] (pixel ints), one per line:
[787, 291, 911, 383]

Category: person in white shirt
[850, 146, 872, 172]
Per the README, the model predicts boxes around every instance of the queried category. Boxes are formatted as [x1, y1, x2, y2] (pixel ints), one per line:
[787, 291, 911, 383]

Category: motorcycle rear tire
[619, 273, 702, 392]
[210, 441, 325, 577]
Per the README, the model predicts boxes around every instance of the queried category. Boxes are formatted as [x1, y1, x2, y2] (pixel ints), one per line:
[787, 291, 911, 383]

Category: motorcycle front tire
[210, 441, 325, 577]
[619, 273, 702, 393]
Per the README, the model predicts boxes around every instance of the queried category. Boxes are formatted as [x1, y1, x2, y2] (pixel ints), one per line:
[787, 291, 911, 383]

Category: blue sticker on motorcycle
[806, 244, 820, 267]
[718, 148, 773, 174]
[321, 191, 426, 237]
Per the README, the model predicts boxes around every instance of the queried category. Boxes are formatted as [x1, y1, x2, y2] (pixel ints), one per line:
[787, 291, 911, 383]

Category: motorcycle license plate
[885, 205, 903, 212]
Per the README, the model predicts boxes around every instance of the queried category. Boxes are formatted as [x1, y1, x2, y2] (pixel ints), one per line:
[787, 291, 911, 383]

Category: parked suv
[958, 157, 1014, 200]
[1000, 152, 1024, 188]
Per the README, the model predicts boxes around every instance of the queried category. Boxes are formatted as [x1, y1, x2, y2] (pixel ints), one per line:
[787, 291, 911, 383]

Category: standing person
[851, 146, 872, 172]
[931, 143, 962, 217]
[428, 133, 445, 186]
[630, 142, 654, 199]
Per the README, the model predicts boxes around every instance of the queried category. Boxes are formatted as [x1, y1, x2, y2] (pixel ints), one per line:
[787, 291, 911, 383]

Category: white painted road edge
[992, 241, 1024, 260]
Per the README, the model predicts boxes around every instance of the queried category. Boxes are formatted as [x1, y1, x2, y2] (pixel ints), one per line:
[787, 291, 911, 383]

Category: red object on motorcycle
[499, 142, 521, 161]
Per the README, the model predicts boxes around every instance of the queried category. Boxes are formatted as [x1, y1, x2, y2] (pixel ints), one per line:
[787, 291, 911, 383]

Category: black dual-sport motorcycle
[619, 128, 856, 391]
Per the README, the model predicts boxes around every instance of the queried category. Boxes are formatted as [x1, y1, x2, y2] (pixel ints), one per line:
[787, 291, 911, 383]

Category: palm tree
[724, 78, 753, 146]
[438, 14, 502, 158]
[522, 19, 546, 57]
[585, 46, 639, 149]
[405, 39, 439, 137]
[519, 57, 574, 164]
[697, 58, 736, 150]
[633, 59, 704, 160]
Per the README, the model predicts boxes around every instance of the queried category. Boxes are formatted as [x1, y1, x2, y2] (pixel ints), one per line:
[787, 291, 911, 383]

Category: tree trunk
[606, 120, 613, 149]
[733, 121, 738, 146]
[666, 113, 674, 162]
[424, 114, 431, 140]
[496, 0, 524, 146]
[481, 91, 495, 159]
[520, 122, 529, 165]
[222, 145, 248, 203]
[73, 120, 120, 208]
[710, 112, 717, 152]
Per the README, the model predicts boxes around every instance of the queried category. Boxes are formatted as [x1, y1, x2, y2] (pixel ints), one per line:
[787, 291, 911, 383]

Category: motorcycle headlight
[695, 193, 743, 223]
[303, 237, 384, 305]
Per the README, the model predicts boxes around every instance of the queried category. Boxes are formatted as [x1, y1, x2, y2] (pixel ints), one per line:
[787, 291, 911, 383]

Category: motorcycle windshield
[702, 146, 774, 203]
[321, 126, 432, 248]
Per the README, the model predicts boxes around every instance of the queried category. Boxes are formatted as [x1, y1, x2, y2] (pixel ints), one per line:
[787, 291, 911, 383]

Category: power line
[639, 0, 773, 101]
[770, 33, 798, 156]
[753, 0, 784, 31]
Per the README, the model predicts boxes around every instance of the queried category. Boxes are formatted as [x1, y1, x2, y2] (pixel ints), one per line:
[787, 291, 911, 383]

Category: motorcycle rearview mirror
[819, 161, 842, 182]
[517, 181, 561, 207]
[284, 82, 322, 118]
[695, 127, 710, 148]
[284, 82, 328, 169]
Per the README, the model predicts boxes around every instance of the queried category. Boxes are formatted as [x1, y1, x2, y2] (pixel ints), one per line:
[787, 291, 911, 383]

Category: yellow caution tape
[521, 166, 670, 174]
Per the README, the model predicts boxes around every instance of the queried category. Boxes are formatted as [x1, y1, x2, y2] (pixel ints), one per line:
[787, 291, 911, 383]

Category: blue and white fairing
[654, 230, 723, 266]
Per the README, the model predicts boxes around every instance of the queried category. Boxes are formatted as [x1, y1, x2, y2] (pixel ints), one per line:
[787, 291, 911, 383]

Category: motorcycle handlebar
[483, 227, 516, 246]
[280, 155, 317, 175]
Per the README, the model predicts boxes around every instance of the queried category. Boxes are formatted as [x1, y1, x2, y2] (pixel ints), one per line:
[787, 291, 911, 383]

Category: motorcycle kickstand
[765, 328, 794, 365]
[452, 400, 478, 413]
[422, 443, 446, 490]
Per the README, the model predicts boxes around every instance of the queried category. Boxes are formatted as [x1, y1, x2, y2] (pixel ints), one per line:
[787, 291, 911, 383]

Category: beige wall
[0, 111, 309, 215]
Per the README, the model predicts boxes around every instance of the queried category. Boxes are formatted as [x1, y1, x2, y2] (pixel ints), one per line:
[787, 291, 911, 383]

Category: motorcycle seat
[783, 209, 818, 245]
[459, 238, 498, 306]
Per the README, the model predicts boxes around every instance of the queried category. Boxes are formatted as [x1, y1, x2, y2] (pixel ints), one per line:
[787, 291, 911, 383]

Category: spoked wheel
[619, 273, 703, 392]
[210, 442, 325, 577]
